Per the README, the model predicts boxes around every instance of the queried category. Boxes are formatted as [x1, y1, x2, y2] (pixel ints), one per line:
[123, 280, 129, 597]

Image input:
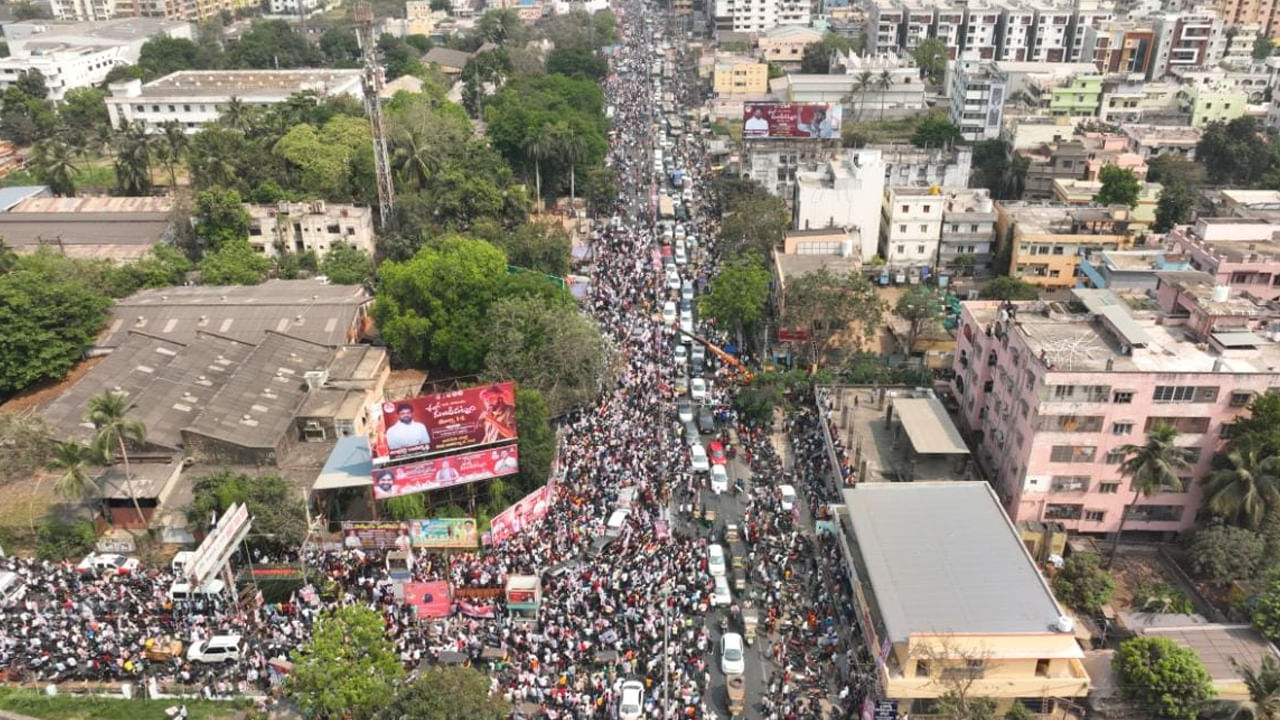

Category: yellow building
[1051, 178, 1162, 236]
[404, 1, 437, 35]
[997, 202, 1133, 289]
[834, 482, 1090, 716]
[712, 54, 769, 96]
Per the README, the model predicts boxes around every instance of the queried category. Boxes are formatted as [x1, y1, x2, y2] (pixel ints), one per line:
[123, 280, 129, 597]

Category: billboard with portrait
[485, 482, 556, 546]
[408, 518, 480, 549]
[340, 520, 410, 550]
[371, 445, 519, 500]
[403, 581, 453, 619]
[368, 382, 518, 465]
[742, 103, 843, 140]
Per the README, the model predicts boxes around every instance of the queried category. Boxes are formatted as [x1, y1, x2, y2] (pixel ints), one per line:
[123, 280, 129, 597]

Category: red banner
[404, 581, 452, 619]
[742, 102, 843, 140]
[372, 446, 519, 500]
[368, 382, 518, 465]
[486, 482, 556, 546]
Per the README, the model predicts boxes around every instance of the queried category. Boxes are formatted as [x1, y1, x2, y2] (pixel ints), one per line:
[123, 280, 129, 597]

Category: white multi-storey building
[792, 149, 887, 261]
[998, 3, 1035, 61]
[881, 187, 946, 270]
[950, 60, 1008, 141]
[707, 0, 806, 33]
[962, 2, 1003, 60]
[105, 70, 364, 133]
[1029, 1, 1073, 63]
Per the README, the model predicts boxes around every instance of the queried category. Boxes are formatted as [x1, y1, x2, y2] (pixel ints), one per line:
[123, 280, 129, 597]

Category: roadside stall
[506, 574, 541, 626]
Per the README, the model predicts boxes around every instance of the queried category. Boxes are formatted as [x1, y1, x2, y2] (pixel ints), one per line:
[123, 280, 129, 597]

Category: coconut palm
[522, 125, 558, 210]
[32, 441, 100, 533]
[113, 121, 154, 196]
[1201, 449, 1280, 530]
[848, 70, 873, 123]
[876, 70, 893, 122]
[30, 139, 79, 197]
[1109, 422, 1193, 564]
[87, 391, 148, 525]
[158, 120, 189, 189]
[556, 124, 588, 210]
[220, 96, 252, 134]
[1204, 657, 1280, 720]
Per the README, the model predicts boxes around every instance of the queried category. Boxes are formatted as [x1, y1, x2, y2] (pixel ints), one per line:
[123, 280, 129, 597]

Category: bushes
[1187, 522, 1266, 584]
[1052, 552, 1114, 615]
[1113, 636, 1214, 720]
[34, 518, 96, 561]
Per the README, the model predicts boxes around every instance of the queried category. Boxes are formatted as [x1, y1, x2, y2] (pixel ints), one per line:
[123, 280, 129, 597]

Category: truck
[658, 195, 675, 220]
[727, 675, 746, 717]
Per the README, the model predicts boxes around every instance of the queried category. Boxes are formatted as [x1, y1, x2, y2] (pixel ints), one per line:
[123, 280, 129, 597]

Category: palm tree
[33, 441, 100, 533]
[1109, 422, 1193, 564]
[556, 124, 588, 210]
[159, 120, 189, 189]
[1202, 449, 1280, 530]
[30, 139, 79, 197]
[87, 390, 148, 525]
[113, 121, 154, 196]
[1205, 657, 1280, 720]
[522, 125, 557, 211]
[221, 96, 252, 134]
[877, 70, 893, 122]
[852, 70, 873, 122]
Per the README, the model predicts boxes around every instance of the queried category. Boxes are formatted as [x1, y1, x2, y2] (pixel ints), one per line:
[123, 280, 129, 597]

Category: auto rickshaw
[144, 637, 184, 662]
[732, 566, 746, 592]
[727, 674, 746, 717]
[742, 607, 758, 646]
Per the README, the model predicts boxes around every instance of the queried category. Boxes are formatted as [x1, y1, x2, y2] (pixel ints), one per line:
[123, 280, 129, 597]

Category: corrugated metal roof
[1213, 331, 1265, 348]
[313, 435, 374, 491]
[1098, 305, 1151, 348]
[893, 396, 968, 455]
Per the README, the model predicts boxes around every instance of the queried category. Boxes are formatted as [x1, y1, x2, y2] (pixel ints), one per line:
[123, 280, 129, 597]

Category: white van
[0, 570, 27, 605]
[168, 578, 226, 602]
[171, 550, 195, 576]
[605, 508, 630, 537]
[186, 634, 244, 664]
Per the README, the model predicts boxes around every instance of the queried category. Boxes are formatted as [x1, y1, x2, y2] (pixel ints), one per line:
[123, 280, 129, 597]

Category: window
[901, 205, 910, 213]
[920, 225, 929, 232]
[1112, 421, 1134, 435]
[899, 225, 907, 233]
[1099, 482, 1120, 493]
[917, 245, 926, 254]
[923, 205, 931, 213]
[1052, 246, 1065, 255]
[970, 224, 979, 232]
[1231, 391, 1255, 407]
[1040, 415, 1104, 432]
[1045, 503, 1083, 519]
[183, 104, 190, 112]
[1145, 417, 1210, 434]
[1113, 391, 1134, 404]
[916, 660, 930, 677]
[1050, 445, 1096, 463]
[1153, 385, 1196, 403]
[897, 244, 905, 254]
[1050, 476, 1090, 492]
[1084, 510, 1106, 522]
[1129, 505, 1184, 522]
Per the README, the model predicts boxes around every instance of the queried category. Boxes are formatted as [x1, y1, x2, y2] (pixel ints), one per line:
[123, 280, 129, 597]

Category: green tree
[481, 221, 571, 276]
[1227, 393, 1280, 459]
[699, 256, 771, 351]
[1196, 117, 1275, 186]
[0, 266, 110, 394]
[188, 469, 308, 551]
[225, 20, 322, 69]
[979, 276, 1039, 300]
[113, 121, 155, 196]
[137, 36, 213, 80]
[482, 295, 607, 416]
[57, 87, 110, 144]
[193, 187, 253, 250]
[1094, 165, 1141, 208]
[46, 441, 99, 506]
[1188, 521, 1267, 584]
[11, 1, 51, 19]
[546, 45, 607, 80]
[716, 177, 790, 254]
[1255, 34, 1276, 60]
[273, 115, 373, 202]
[87, 390, 148, 525]
[1147, 153, 1206, 187]
[1202, 450, 1280, 530]
[1052, 552, 1114, 614]
[1111, 423, 1193, 563]
[799, 41, 832, 73]
[1004, 702, 1035, 720]
[895, 284, 945, 352]
[383, 492, 426, 521]
[34, 518, 96, 561]
[782, 268, 884, 367]
[377, 666, 510, 720]
[198, 238, 271, 285]
[1154, 182, 1197, 233]
[933, 692, 997, 720]
[911, 37, 948, 84]
[1255, 569, 1280, 640]
[288, 605, 406, 720]
[157, 119, 189, 188]
[29, 138, 79, 197]
[511, 387, 554, 494]
[911, 115, 961, 148]
[1229, 655, 1280, 719]
[319, 27, 362, 67]
[477, 8, 526, 45]
[319, 243, 374, 285]
[0, 411, 55, 479]
[1113, 636, 1215, 720]
[582, 165, 618, 215]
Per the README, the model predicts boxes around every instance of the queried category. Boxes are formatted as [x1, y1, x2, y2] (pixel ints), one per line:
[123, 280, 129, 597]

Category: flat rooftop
[775, 253, 861, 280]
[819, 386, 972, 483]
[126, 70, 362, 99]
[1122, 123, 1203, 145]
[1140, 622, 1280, 696]
[3, 17, 188, 45]
[843, 482, 1069, 641]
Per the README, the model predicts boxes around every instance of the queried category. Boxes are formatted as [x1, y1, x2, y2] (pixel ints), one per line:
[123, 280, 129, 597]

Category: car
[708, 440, 727, 465]
[689, 377, 707, 401]
[78, 553, 140, 576]
[690, 443, 709, 472]
[779, 484, 797, 511]
[674, 224, 686, 239]
[677, 397, 694, 423]
[690, 344, 706, 365]
[674, 343, 688, 365]
[684, 421, 701, 444]
[619, 680, 645, 720]
[187, 634, 243, 664]
[606, 508, 631, 537]
[710, 464, 729, 494]
[666, 270, 681, 290]
[681, 281, 694, 303]
[662, 301, 677, 325]
[679, 311, 693, 334]
[720, 632, 745, 675]
[699, 408, 717, 434]
[711, 575, 732, 607]
[707, 544, 726, 576]
[169, 578, 227, 602]
[674, 246, 687, 265]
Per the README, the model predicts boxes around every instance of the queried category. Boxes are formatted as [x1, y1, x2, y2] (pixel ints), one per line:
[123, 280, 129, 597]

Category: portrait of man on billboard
[798, 106, 835, 139]
[386, 402, 431, 452]
[480, 385, 517, 444]
[493, 447, 518, 474]
[744, 106, 770, 137]
[434, 457, 461, 484]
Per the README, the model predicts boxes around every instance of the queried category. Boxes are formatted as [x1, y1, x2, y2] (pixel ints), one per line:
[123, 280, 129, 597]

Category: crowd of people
[0, 4, 872, 718]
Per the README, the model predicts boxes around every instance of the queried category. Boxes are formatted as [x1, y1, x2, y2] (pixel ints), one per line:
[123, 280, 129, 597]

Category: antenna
[356, 1, 396, 232]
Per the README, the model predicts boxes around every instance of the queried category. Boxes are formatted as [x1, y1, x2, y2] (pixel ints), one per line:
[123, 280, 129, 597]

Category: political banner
[485, 482, 556, 546]
[407, 518, 480, 549]
[403, 581, 452, 619]
[371, 445, 519, 500]
[340, 520, 410, 550]
[368, 382, 518, 465]
[742, 102, 843, 140]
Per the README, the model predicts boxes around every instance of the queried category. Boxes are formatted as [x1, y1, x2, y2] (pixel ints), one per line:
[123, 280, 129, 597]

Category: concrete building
[998, 202, 1133, 289]
[1048, 73, 1103, 116]
[422, 47, 473, 76]
[0, 18, 192, 100]
[706, 0, 804, 34]
[742, 142, 842, 199]
[880, 186, 945, 271]
[831, 481, 1090, 715]
[1217, 0, 1280, 40]
[1150, 11, 1227, 79]
[1052, 177, 1161, 233]
[1078, 248, 1193, 291]
[829, 52, 925, 117]
[998, 2, 1036, 62]
[1028, 0, 1074, 64]
[951, 288, 1280, 536]
[106, 70, 364, 133]
[1169, 216, 1280, 302]
[0, 195, 174, 261]
[880, 144, 974, 188]
[1068, 2, 1115, 63]
[1081, 21, 1157, 76]
[792, 149, 887, 261]
[757, 24, 823, 65]
[950, 61, 1009, 142]
[246, 202, 376, 260]
[1121, 123, 1202, 159]
[712, 54, 769, 95]
[940, 188, 999, 277]
[866, 1, 904, 54]
[1176, 82, 1248, 126]
[1098, 78, 1181, 123]
[770, 244, 863, 320]
[266, 0, 331, 15]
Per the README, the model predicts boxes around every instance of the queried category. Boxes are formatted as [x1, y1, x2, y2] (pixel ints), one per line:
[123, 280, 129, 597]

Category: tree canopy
[188, 469, 308, 552]
[782, 268, 884, 367]
[699, 257, 772, 351]
[289, 605, 405, 720]
[1094, 165, 1141, 208]
[1113, 636, 1215, 720]
[376, 666, 509, 720]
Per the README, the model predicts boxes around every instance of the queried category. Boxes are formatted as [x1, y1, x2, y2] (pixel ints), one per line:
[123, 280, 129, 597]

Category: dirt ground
[0, 469, 60, 552]
[1106, 549, 1191, 612]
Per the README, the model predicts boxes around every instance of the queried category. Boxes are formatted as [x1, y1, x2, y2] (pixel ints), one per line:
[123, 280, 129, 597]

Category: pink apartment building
[950, 283, 1280, 539]
[1169, 217, 1280, 303]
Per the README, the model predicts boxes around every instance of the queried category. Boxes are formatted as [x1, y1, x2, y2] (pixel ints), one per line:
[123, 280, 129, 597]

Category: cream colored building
[404, 1, 436, 35]
[712, 54, 769, 95]
[246, 202, 376, 260]
[757, 25, 823, 66]
[997, 202, 1133, 289]
[834, 482, 1090, 716]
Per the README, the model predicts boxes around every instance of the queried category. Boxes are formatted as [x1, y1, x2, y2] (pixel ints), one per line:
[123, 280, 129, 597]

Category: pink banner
[372, 445, 519, 500]
[486, 483, 556, 546]
[368, 382, 518, 465]
[404, 581, 452, 619]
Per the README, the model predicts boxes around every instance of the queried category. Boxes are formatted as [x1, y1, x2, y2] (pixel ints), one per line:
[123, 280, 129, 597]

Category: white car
[721, 632, 745, 675]
[187, 634, 243, 664]
[690, 344, 706, 365]
[707, 543, 726, 577]
[681, 281, 694, 303]
[674, 344, 688, 365]
[666, 270, 681, 290]
[78, 553, 140, 576]
[779, 484, 797, 512]
[679, 310, 693, 334]
[619, 680, 645, 720]
[690, 443, 709, 472]
[711, 575, 732, 607]
[674, 246, 687, 265]
[677, 398, 694, 423]
[710, 464, 728, 494]
[689, 377, 707, 401]
[662, 301, 677, 325]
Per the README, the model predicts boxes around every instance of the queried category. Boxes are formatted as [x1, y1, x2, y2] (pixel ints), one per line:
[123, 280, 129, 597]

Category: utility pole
[355, 1, 396, 231]
[662, 589, 670, 716]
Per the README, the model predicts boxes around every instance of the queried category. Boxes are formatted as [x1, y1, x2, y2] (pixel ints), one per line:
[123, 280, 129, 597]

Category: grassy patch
[0, 687, 248, 720]
[842, 109, 944, 145]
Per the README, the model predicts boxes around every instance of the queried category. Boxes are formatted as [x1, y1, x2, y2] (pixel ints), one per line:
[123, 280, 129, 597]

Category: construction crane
[355, 2, 395, 231]
[676, 327, 756, 384]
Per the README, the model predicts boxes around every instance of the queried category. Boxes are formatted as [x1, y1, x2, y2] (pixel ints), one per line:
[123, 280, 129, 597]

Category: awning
[312, 435, 373, 491]
[893, 397, 969, 455]
[1213, 331, 1265, 348]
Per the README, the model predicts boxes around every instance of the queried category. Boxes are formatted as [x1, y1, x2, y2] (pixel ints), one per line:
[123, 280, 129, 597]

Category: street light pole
[662, 589, 670, 717]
